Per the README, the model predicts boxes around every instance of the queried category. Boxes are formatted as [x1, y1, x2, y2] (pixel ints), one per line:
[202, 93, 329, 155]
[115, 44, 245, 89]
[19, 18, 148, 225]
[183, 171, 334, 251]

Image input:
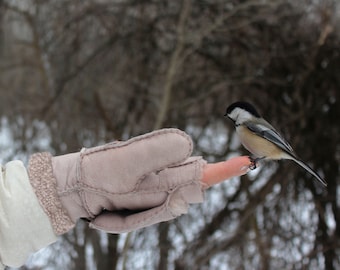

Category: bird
[225, 101, 327, 187]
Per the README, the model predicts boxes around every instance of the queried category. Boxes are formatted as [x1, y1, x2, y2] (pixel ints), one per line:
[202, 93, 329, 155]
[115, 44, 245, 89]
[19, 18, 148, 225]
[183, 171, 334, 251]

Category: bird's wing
[244, 121, 327, 187]
[245, 121, 295, 154]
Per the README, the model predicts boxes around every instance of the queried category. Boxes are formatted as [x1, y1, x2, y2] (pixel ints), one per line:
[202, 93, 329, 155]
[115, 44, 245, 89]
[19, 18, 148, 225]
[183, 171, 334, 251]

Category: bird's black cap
[224, 101, 261, 118]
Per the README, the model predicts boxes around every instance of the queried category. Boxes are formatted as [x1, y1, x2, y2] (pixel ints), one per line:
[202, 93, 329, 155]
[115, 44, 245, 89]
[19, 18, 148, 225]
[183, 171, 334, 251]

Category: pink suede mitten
[28, 129, 205, 235]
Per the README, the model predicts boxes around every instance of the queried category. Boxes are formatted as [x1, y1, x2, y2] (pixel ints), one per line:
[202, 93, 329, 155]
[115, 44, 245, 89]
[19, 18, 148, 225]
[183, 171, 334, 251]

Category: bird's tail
[291, 157, 327, 187]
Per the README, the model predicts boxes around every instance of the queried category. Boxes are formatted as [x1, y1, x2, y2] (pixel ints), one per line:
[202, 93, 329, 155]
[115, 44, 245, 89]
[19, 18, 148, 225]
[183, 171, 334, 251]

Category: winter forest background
[1, 0, 340, 269]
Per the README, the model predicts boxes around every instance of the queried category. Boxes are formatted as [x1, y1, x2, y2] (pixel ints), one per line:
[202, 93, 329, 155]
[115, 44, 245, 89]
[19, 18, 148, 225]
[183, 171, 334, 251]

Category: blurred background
[1, 0, 339, 269]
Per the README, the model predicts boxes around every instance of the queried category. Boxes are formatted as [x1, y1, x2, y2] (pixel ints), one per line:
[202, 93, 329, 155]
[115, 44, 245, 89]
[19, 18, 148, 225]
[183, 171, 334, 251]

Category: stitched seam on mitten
[79, 128, 193, 193]
[80, 129, 192, 161]
[90, 197, 173, 233]
[76, 157, 205, 199]
[89, 178, 204, 233]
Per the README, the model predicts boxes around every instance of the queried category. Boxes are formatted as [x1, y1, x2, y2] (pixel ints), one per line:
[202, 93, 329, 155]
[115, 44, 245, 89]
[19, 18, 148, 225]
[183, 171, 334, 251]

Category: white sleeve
[0, 160, 57, 268]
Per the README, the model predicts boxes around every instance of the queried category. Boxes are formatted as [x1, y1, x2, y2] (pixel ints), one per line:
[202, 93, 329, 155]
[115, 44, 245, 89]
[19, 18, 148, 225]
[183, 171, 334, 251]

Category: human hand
[28, 128, 254, 235]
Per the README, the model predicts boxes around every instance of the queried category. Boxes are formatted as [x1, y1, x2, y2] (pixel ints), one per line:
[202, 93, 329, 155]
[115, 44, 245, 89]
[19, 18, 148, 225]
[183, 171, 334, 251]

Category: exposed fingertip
[201, 156, 253, 188]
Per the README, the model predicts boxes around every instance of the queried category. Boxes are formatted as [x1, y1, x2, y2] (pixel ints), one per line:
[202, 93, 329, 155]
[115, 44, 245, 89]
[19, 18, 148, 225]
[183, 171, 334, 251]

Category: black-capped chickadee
[225, 101, 327, 187]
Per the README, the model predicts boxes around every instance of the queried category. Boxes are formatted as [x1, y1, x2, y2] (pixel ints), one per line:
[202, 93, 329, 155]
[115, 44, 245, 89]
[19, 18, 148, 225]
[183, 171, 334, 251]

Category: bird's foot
[249, 157, 265, 170]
